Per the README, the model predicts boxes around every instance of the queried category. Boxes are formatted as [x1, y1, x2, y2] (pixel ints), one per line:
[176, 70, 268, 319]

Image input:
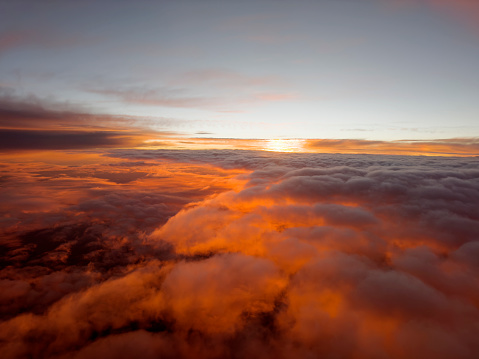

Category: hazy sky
[1, 0, 479, 140]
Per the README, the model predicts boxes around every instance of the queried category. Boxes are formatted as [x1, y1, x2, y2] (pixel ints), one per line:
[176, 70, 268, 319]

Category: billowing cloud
[1, 149, 479, 358]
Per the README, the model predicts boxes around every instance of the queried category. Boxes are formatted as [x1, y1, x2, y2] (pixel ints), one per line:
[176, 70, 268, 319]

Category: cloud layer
[1, 149, 479, 358]
[0, 88, 174, 150]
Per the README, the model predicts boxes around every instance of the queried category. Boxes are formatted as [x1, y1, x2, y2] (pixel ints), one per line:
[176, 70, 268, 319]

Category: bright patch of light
[264, 139, 305, 152]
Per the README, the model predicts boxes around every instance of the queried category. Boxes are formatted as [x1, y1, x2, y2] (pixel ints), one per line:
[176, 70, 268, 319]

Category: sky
[1, 0, 479, 149]
[1, 2, 479, 358]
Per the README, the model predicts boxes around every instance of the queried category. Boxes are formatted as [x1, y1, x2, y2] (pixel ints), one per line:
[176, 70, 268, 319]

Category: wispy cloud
[169, 69, 287, 89]
[84, 66, 297, 113]
[0, 29, 94, 57]
[220, 13, 295, 44]
[88, 80, 298, 112]
[428, 0, 479, 32]
[89, 86, 222, 110]
[385, 0, 479, 34]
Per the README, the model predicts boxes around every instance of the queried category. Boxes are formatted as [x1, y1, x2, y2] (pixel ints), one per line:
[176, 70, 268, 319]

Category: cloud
[0, 129, 141, 150]
[0, 87, 134, 131]
[107, 136, 479, 157]
[385, 0, 479, 34]
[1, 149, 479, 358]
[0, 88, 181, 150]
[87, 68, 297, 112]
[427, 0, 479, 31]
[90, 87, 221, 110]
[219, 12, 295, 44]
[305, 138, 479, 156]
[89, 85, 298, 112]
[0, 30, 89, 56]
[0, 31, 36, 54]
[169, 69, 286, 89]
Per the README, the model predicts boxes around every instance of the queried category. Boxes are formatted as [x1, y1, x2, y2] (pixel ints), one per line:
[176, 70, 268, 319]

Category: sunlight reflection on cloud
[1, 149, 478, 359]
[264, 139, 306, 152]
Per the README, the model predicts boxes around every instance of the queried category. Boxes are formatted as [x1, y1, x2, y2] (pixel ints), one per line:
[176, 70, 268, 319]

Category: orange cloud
[1, 149, 479, 358]
[303, 138, 479, 156]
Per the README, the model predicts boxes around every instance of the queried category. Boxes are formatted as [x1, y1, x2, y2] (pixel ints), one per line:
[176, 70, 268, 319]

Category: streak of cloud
[305, 138, 479, 156]
[89, 85, 297, 112]
[0, 129, 142, 150]
[386, 0, 479, 34]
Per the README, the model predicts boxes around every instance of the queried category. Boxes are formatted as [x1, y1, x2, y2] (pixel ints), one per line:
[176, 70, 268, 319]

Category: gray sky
[1, 0, 478, 140]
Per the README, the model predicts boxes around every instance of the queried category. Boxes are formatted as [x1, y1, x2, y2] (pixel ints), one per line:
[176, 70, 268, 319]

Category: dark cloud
[195, 131, 214, 135]
[0, 89, 180, 150]
[0, 87, 88, 128]
[0, 129, 138, 150]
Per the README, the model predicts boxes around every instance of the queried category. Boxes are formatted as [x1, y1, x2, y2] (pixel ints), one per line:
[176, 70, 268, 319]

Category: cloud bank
[1, 149, 479, 358]
[0, 88, 176, 150]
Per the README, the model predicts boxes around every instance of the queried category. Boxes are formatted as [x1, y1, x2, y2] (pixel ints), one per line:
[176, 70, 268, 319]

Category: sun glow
[265, 139, 305, 152]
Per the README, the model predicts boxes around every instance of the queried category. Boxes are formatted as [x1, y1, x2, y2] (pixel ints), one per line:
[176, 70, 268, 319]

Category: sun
[264, 139, 305, 152]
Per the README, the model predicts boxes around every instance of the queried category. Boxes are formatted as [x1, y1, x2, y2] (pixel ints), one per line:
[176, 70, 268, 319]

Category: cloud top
[1, 149, 479, 358]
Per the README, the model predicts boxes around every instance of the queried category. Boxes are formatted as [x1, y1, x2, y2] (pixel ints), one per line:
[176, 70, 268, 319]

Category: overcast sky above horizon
[1, 0, 479, 141]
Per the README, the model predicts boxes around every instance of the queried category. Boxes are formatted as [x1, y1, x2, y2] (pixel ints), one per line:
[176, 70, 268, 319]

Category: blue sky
[1, 0, 479, 141]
